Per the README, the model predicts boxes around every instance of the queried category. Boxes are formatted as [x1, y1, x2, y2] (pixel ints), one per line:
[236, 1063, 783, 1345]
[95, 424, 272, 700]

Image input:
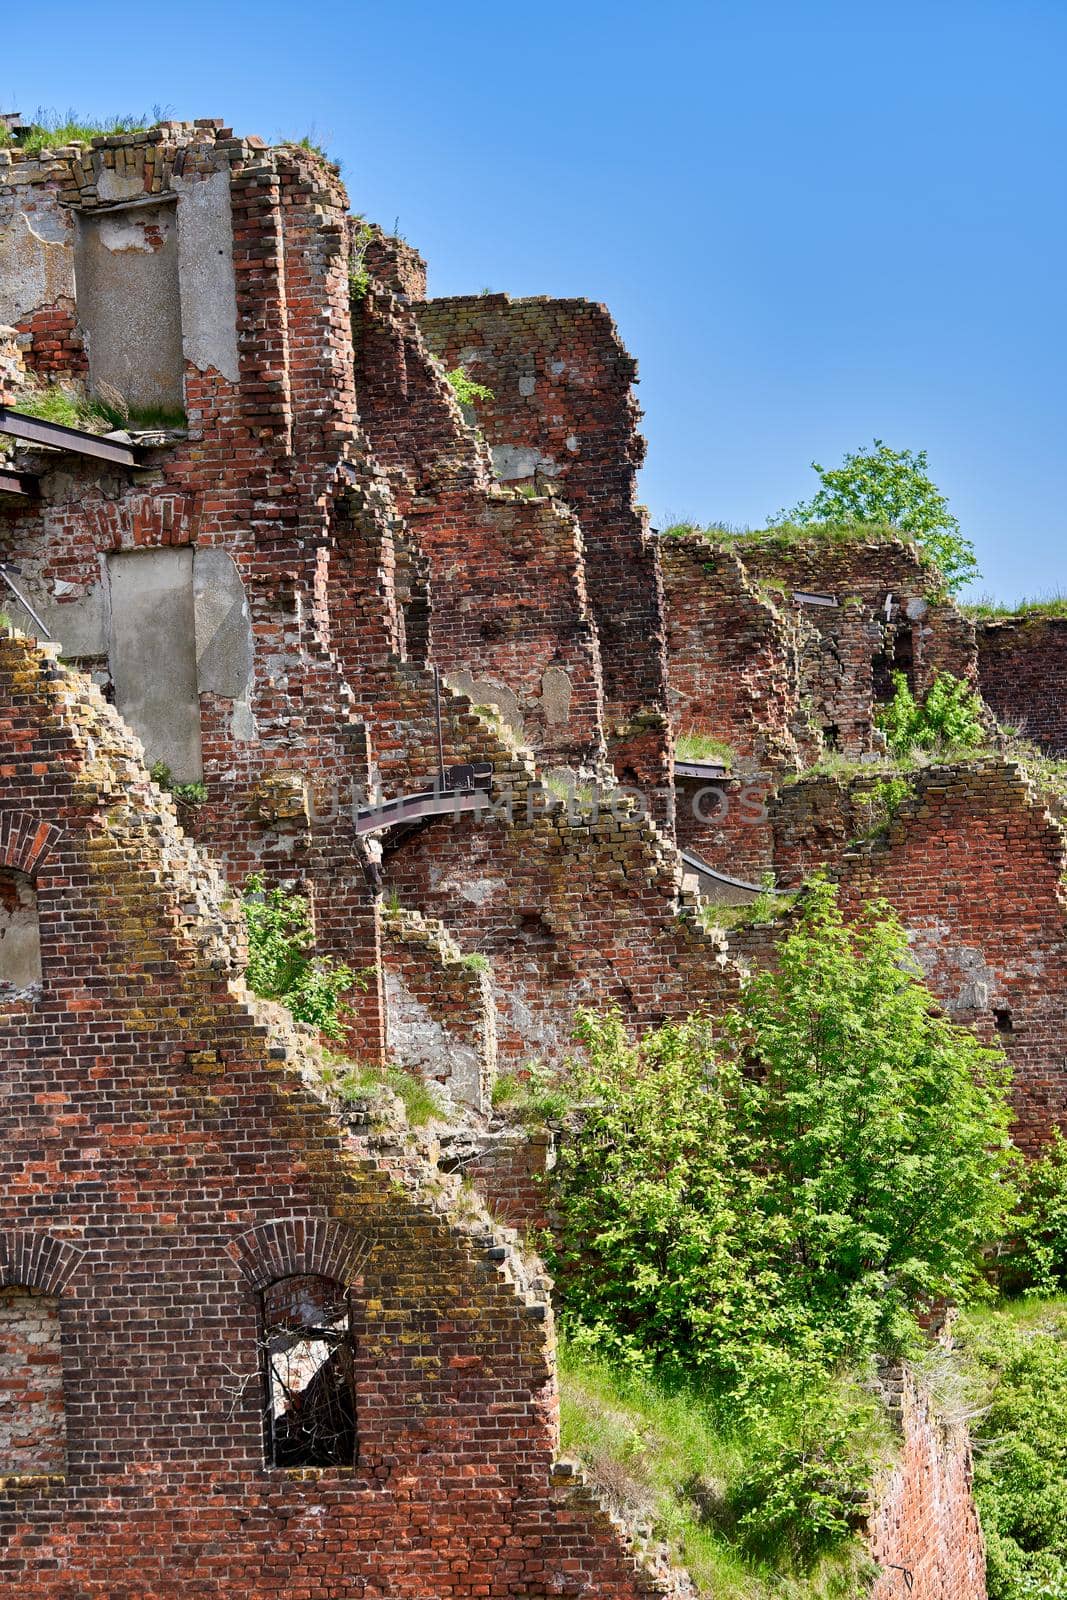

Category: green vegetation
[958, 1299, 1067, 1600]
[876, 670, 986, 759]
[10, 382, 185, 435]
[775, 440, 979, 595]
[559, 1340, 882, 1599]
[446, 364, 494, 408]
[334, 1060, 442, 1125]
[0, 108, 155, 153]
[675, 729, 735, 766]
[149, 760, 207, 808]
[699, 875, 798, 932]
[242, 873, 362, 1039]
[460, 951, 490, 975]
[998, 1130, 1067, 1297]
[490, 1063, 576, 1124]
[550, 882, 1015, 1580]
[964, 592, 1067, 622]
[348, 218, 374, 302]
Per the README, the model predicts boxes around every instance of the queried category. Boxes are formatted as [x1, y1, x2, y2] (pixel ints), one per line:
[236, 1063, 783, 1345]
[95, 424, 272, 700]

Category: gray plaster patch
[490, 443, 560, 481]
[436, 872, 508, 908]
[0, 190, 75, 325]
[193, 549, 254, 699]
[96, 165, 148, 204]
[448, 670, 525, 738]
[384, 969, 485, 1111]
[172, 170, 240, 383]
[107, 547, 203, 782]
[540, 666, 573, 726]
[0, 875, 42, 990]
[1, 563, 109, 659]
[75, 203, 184, 411]
[518, 374, 536, 396]
[904, 597, 929, 620]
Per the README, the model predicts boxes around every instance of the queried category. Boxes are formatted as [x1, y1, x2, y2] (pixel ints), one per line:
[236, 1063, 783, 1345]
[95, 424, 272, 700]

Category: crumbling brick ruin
[0, 112, 1055, 1596]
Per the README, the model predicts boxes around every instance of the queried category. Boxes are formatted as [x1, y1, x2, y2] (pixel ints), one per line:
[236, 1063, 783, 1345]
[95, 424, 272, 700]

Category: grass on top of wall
[0, 108, 160, 153]
[659, 518, 917, 556]
[963, 593, 1067, 622]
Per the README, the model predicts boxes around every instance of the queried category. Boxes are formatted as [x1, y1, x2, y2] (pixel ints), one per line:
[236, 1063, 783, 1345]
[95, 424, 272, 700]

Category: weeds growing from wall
[876, 670, 986, 759]
[242, 874, 361, 1039]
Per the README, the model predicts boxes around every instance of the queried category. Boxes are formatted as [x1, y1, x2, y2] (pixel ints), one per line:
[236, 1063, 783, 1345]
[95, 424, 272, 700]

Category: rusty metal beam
[0, 467, 38, 499]
[0, 407, 139, 468]
[675, 759, 729, 781]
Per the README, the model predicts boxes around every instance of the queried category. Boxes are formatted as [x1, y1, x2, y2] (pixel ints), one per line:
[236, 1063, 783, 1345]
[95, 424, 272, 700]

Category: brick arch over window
[0, 812, 63, 881]
[229, 1217, 371, 1293]
[0, 1231, 87, 1296]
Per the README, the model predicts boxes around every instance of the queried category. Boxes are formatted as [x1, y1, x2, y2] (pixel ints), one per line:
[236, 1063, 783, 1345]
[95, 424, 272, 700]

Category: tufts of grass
[490, 1064, 575, 1124]
[700, 876, 798, 932]
[661, 518, 910, 555]
[558, 1340, 882, 1600]
[964, 592, 1067, 623]
[336, 1061, 443, 1126]
[9, 382, 185, 436]
[675, 730, 735, 766]
[1, 108, 159, 154]
[460, 951, 490, 975]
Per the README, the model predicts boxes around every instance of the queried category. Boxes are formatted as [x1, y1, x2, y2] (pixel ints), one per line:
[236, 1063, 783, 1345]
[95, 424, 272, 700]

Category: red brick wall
[0, 629, 690, 1600]
[415, 292, 674, 812]
[869, 1364, 986, 1600]
[977, 616, 1067, 755]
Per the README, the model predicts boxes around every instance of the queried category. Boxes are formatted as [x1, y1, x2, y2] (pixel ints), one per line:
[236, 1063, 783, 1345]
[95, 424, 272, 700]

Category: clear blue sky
[6, 0, 1065, 602]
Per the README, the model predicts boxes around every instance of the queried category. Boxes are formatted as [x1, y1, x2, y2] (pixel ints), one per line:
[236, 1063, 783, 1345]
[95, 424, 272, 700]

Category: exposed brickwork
[0, 1290, 65, 1479]
[0, 628, 691, 1599]
[977, 614, 1067, 755]
[869, 1363, 987, 1600]
[381, 905, 497, 1112]
[416, 292, 674, 813]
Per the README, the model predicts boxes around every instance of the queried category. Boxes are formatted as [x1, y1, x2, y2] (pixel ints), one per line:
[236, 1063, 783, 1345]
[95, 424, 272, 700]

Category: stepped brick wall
[977, 615, 1067, 756]
[354, 274, 608, 777]
[416, 291, 674, 813]
[869, 1364, 987, 1600]
[0, 628, 694, 1600]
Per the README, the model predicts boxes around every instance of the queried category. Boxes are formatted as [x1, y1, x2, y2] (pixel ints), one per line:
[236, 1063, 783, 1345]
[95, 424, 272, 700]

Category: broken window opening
[261, 1274, 357, 1469]
[0, 1286, 65, 1476]
[0, 868, 42, 994]
[994, 1006, 1014, 1034]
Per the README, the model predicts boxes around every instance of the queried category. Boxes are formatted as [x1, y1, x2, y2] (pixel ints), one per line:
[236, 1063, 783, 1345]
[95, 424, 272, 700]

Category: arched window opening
[0, 1287, 65, 1476]
[0, 868, 42, 993]
[261, 1274, 356, 1469]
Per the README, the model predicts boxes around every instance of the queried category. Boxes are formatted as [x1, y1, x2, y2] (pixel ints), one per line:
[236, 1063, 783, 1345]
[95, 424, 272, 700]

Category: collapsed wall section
[416, 292, 674, 809]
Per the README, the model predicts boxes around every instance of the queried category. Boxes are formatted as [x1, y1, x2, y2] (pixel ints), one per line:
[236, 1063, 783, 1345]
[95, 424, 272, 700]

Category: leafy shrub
[876, 670, 985, 758]
[149, 760, 207, 808]
[242, 874, 360, 1038]
[776, 439, 979, 594]
[551, 880, 1015, 1408]
[959, 1300, 1067, 1600]
[999, 1132, 1067, 1296]
[445, 365, 494, 408]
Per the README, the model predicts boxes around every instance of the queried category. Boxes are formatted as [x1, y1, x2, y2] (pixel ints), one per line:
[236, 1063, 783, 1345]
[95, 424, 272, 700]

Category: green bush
[959, 1300, 1067, 1600]
[776, 439, 979, 595]
[242, 874, 360, 1038]
[999, 1132, 1067, 1296]
[551, 881, 1015, 1408]
[876, 670, 986, 758]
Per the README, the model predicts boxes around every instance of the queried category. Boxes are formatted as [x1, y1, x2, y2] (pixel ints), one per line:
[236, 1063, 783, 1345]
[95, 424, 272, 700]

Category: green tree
[551, 881, 1015, 1402]
[780, 439, 979, 595]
